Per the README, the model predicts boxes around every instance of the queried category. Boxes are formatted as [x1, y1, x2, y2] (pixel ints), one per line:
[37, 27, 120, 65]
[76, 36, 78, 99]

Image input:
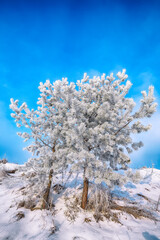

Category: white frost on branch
[10, 69, 157, 190]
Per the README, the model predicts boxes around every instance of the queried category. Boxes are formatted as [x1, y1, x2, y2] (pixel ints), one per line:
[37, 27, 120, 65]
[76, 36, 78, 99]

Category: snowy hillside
[0, 163, 160, 240]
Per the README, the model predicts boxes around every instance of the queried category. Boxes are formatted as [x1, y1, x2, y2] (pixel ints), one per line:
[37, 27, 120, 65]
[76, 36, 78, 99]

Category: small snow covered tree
[10, 78, 77, 209]
[10, 69, 157, 210]
[65, 70, 157, 209]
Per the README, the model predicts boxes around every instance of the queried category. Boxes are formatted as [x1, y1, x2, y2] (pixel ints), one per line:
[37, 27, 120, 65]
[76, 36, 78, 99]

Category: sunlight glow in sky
[0, 0, 160, 168]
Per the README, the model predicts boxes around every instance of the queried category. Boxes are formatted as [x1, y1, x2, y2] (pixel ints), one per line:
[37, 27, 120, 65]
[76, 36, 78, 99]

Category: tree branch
[28, 125, 53, 150]
[114, 120, 132, 136]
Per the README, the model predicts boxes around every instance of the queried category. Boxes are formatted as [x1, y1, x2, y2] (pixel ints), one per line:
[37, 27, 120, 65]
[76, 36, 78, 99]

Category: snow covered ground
[0, 163, 160, 240]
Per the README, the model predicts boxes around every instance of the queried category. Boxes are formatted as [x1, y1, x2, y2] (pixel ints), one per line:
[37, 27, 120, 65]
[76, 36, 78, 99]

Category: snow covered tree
[10, 78, 77, 209]
[10, 69, 157, 210]
[64, 70, 157, 209]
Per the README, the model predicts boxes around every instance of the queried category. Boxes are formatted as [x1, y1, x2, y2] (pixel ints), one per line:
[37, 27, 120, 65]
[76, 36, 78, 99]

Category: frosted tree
[65, 70, 157, 209]
[10, 78, 77, 209]
[10, 69, 157, 211]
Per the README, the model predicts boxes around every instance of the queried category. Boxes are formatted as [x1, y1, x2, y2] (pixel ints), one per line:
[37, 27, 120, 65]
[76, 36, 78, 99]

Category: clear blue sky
[0, 0, 160, 168]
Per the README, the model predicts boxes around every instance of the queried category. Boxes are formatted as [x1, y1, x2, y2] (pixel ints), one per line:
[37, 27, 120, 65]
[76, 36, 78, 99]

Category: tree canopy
[10, 69, 157, 209]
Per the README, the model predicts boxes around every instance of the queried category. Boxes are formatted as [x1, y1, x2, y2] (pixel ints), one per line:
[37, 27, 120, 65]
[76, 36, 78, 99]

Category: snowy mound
[0, 162, 19, 172]
[0, 166, 160, 240]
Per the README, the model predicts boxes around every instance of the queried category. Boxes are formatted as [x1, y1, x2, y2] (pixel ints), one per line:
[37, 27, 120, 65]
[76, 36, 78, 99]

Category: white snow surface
[0, 164, 160, 240]
[0, 162, 19, 171]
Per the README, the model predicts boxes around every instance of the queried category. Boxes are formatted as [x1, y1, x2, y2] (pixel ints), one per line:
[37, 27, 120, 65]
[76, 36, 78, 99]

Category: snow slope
[0, 162, 19, 172]
[0, 164, 160, 240]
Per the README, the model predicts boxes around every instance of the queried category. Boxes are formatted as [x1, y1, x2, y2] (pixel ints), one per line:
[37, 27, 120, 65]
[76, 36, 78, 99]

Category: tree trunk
[41, 144, 55, 209]
[41, 169, 53, 209]
[81, 177, 89, 209]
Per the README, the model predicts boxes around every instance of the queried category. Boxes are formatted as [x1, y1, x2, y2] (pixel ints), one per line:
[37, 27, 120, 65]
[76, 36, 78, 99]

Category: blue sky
[0, 0, 160, 168]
